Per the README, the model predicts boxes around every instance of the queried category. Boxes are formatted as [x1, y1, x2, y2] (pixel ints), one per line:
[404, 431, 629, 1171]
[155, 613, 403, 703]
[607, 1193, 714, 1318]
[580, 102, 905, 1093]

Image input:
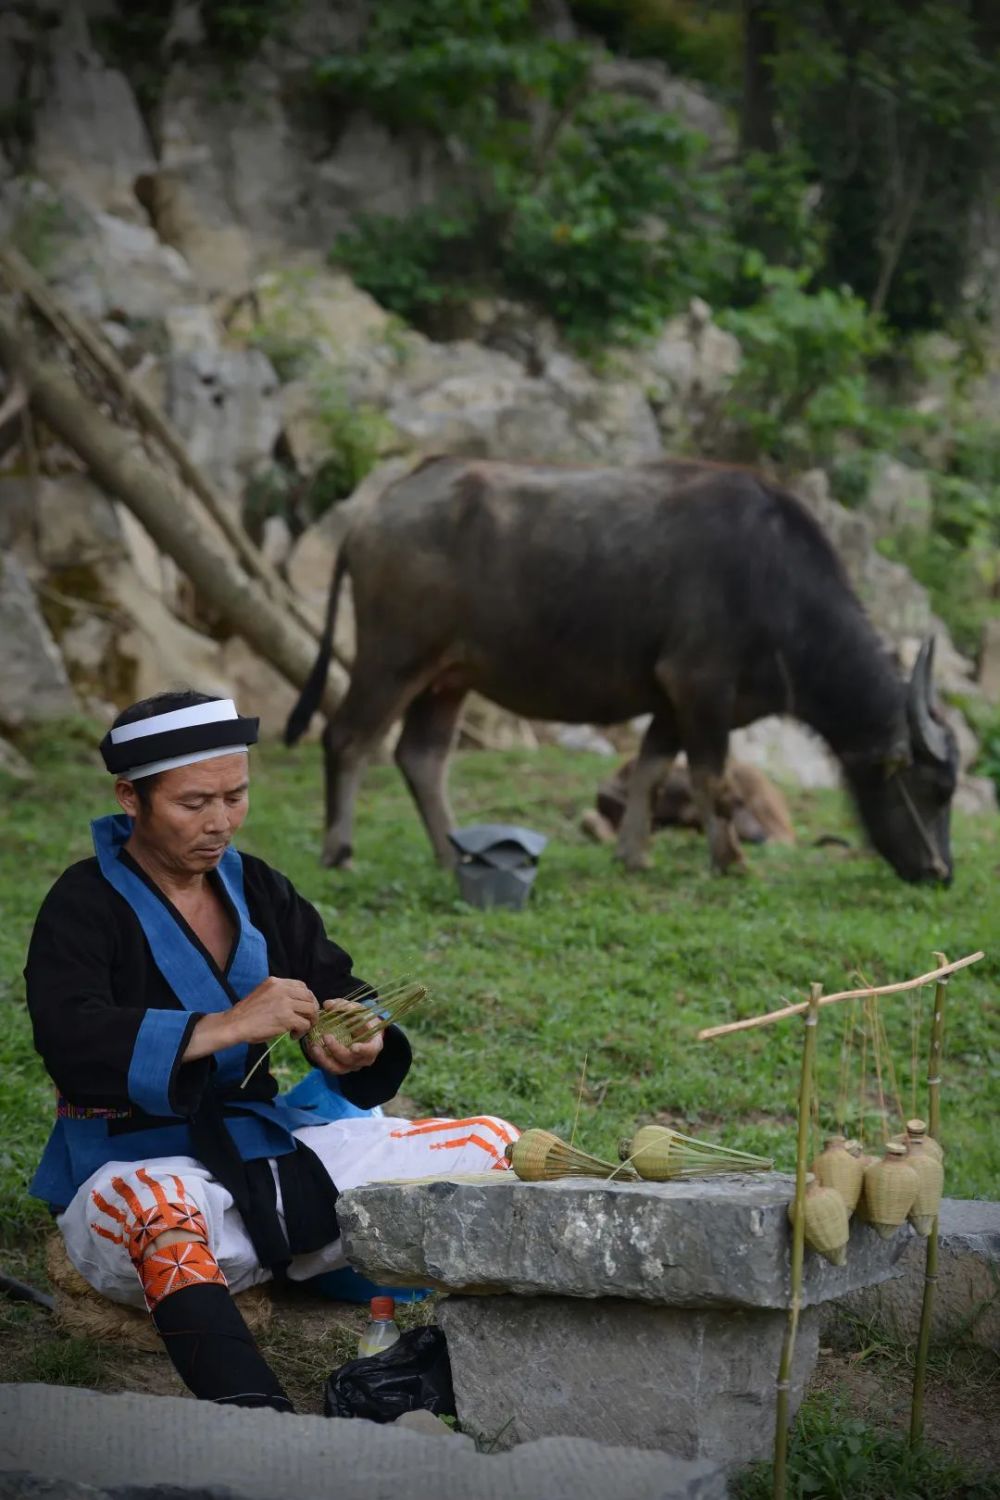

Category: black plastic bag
[324, 1325, 456, 1422]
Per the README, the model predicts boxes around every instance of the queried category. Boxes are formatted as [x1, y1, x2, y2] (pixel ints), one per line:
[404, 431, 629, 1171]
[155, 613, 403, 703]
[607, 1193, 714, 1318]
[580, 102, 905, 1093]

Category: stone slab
[0, 1385, 725, 1500]
[338, 1173, 914, 1310]
[436, 1294, 817, 1467]
[823, 1197, 1000, 1351]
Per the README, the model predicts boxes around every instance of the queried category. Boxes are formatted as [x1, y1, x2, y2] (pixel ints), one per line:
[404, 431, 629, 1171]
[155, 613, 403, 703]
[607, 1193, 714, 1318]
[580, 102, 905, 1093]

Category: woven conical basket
[862, 1144, 918, 1238]
[904, 1127, 945, 1235]
[46, 1233, 272, 1350]
[790, 1180, 850, 1266]
[812, 1136, 865, 1215]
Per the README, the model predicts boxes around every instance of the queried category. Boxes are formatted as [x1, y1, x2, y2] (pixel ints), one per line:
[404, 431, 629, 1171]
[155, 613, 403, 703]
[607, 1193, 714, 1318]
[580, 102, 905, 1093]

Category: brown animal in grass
[285, 455, 957, 883]
[589, 758, 795, 847]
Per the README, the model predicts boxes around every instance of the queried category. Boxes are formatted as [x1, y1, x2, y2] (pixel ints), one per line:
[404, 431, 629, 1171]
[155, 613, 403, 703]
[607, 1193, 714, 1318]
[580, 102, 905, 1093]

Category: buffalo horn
[907, 638, 948, 764]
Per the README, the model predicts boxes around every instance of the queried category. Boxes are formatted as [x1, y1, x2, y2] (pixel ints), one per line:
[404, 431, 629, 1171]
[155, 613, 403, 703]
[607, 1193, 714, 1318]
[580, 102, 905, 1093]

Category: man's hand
[183, 978, 319, 1061]
[303, 998, 384, 1077]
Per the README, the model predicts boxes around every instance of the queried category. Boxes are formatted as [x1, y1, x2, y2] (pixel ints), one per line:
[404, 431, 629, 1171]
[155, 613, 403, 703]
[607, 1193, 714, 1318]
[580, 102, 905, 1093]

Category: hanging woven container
[505, 1129, 624, 1182]
[862, 1143, 919, 1238]
[811, 1135, 865, 1215]
[789, 1179, 850, 1267]
[903, 1121, 945, 1235]
[905, 1122, 947, 1164]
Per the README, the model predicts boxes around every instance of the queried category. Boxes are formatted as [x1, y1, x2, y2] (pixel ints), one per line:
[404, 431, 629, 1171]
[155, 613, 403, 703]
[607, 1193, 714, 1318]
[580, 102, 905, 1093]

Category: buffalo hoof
[617, 847, 653, 872]
[321, 842, 354, 870]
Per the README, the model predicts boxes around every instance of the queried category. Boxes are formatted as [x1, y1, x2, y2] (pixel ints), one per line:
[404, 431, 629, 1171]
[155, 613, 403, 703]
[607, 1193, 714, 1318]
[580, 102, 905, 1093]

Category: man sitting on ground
[26, 690, 518, 1412]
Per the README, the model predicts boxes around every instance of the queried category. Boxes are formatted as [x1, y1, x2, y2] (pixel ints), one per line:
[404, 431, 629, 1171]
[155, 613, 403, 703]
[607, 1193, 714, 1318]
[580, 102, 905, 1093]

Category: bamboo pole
[910, 951, 948, 1446]
[773, 981, 821, 1500]
[697, 952, 983, 1042]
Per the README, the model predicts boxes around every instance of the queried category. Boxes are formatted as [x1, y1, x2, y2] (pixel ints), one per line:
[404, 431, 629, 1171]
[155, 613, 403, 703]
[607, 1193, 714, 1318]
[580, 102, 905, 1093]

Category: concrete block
[338, 1173, 914, 1310]
[822, 1198, 1000, 1351]
[0, 1385, 725, 1500]
[436, 1294, 818, 1468]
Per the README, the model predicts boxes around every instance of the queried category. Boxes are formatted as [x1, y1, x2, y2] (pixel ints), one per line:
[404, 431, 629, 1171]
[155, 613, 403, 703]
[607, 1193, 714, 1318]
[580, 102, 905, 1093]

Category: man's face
[116, 754, 250, 875]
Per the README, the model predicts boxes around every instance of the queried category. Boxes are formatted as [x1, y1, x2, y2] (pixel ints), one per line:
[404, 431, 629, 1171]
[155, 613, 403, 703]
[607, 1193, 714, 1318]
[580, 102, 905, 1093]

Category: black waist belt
[188, 1092, 341, 1276]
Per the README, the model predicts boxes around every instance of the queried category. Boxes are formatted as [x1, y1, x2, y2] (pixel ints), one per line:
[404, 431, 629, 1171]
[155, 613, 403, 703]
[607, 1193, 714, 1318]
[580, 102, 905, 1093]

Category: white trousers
[58, 1113, 519, 1308]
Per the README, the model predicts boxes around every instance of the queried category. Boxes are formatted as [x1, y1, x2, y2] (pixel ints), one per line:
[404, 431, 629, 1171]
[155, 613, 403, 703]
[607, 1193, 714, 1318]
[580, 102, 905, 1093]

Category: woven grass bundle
[862, 1143, 919, 1238]
[812, 1136, 865, 1215]
[45, 1234, 271, 1350]
[504, 1128, 625, 1182]
[243, 980, 429, 1088]
[790, 1180, 850, 1267]
[618, 1124, 773, 1181]
[902, 1122, 945, 1235]
[305, 981, 428, 1047]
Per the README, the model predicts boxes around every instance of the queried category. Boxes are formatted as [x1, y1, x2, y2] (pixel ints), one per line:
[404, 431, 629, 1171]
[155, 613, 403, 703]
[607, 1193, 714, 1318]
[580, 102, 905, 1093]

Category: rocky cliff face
[0, 0, 994, 809]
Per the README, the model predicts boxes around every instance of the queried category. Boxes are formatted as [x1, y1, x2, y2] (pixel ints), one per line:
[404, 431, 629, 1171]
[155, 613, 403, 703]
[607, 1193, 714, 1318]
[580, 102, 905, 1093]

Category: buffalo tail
[283, 552, 346, 746]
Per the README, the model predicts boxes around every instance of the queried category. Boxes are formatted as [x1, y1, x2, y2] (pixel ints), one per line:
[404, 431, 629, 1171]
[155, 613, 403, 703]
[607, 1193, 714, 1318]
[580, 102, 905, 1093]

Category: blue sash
[30, 815, 371, 1209]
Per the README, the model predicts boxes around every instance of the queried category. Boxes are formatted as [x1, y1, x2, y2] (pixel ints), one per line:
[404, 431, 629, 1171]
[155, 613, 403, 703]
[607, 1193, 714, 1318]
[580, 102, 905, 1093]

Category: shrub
[717, 268, 889, 462]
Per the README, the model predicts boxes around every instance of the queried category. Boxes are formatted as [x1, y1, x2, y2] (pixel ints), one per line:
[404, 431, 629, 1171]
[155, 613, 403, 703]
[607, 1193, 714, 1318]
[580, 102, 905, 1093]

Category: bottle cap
[906, 1118, 927, 1135]
[370, 1296, 395, 1320]
[885, 1142, 908, 1157]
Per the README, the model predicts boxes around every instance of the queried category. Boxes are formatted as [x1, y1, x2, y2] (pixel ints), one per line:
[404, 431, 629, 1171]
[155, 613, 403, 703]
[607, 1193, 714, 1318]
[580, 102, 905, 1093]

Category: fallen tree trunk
[0, 244, 322, 645]
[0, 307, 345, 715]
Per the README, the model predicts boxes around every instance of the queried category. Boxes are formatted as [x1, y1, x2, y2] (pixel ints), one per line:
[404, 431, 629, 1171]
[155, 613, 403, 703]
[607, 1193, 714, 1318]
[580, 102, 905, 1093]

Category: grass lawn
[1, 722, 998, 1492]
[2, 722, 998, 1240]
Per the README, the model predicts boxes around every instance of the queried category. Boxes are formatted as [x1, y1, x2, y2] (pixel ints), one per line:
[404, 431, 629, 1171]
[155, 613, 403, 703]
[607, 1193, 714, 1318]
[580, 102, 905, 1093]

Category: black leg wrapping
[152, 1282, 293, 1412]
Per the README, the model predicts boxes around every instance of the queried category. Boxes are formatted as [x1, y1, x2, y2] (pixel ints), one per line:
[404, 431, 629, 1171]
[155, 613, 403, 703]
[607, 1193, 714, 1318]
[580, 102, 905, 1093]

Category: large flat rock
[338, 1173, 913, 1310]
[0, 1385, 724, 1500]
[823, 1197, 1000, 1351]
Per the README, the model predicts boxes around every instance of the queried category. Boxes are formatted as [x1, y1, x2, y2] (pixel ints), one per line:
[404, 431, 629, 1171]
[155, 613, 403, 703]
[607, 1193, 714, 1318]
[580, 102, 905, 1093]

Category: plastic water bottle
[357, 1296, 400, 1359]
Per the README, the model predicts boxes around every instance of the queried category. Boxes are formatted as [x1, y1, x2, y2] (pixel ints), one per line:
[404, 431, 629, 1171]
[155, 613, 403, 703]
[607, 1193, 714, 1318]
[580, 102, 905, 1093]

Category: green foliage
[94, 0, 292, 104]
[969, 705, 1000, 800]
[317, 0, 589, 142]
[335, 206, 485, 331]
[568, 0, 741, 91]
[717, 268, 890, 462]
[501, 95, 730, 343]
[304, 375, 392, 511]
[324, 0, 739, 344]
[735, 1395, 1000, 1500]
[7, 189, 66, 273]
[201, 1, 292, 60]
[766, 0, 1000, 331]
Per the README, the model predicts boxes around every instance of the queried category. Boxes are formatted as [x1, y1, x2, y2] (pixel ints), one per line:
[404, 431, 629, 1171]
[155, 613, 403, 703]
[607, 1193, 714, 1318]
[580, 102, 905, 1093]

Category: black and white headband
[99, 699, 260, 781]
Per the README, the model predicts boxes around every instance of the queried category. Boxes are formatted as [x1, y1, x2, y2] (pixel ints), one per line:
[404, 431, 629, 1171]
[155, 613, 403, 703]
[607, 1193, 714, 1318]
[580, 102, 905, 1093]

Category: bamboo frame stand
[773, 982, 821, 1500]
[909, 952, 948, 1447]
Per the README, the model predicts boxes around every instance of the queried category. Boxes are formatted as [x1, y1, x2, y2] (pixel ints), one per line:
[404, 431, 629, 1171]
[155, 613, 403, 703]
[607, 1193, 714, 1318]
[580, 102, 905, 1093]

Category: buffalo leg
[394, 686, 466, 868]
[615, 713, 679, 871]
[680, 724, 744, 875]
[321, 677, 414, 868]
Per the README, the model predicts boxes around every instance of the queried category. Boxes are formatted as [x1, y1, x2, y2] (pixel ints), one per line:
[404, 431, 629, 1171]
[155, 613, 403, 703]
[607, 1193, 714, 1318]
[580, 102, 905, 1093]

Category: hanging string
[867, 995, 889, 1144]
[857, 1007, 869, 1149]
[836, 998, 857, 1134]
[876, 1003, 906, 1131]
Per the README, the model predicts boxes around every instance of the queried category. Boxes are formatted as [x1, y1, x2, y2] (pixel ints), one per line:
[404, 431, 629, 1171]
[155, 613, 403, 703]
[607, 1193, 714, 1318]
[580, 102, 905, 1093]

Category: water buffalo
[285, 455, 958, 883]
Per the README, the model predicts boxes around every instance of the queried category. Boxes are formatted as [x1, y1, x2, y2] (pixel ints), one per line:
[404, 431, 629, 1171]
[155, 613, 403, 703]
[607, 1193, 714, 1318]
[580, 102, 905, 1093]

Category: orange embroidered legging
[90, 1167, 227, 1310]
